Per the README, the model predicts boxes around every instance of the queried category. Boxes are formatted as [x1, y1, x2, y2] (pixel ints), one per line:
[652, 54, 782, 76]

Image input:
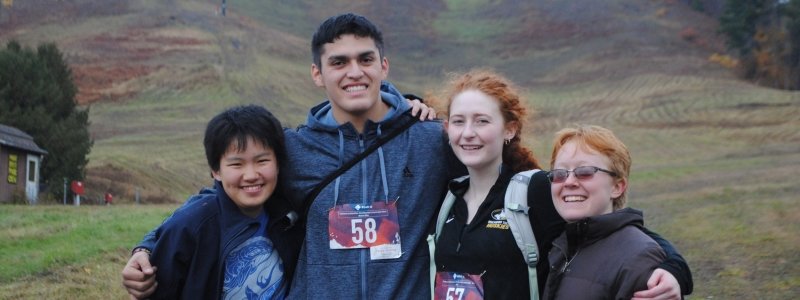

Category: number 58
[351, 218, 378, 244]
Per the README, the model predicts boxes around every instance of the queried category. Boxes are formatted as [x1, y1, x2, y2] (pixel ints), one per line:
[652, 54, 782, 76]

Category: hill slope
[1, 0, 798, 298]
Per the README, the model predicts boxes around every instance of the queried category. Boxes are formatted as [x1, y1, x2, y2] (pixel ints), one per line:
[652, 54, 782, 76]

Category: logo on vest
[486, 209, 509, 230]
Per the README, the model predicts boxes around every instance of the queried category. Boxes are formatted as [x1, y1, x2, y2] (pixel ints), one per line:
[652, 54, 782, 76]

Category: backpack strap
[504, 169, 541, 300]
[433, 175, 469, 241]
[428, 175, 469, 299]
[298, 112, 418, 219]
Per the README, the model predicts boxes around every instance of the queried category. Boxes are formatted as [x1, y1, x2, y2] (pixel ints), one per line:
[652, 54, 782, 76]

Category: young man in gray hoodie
[278, 13, 458, 299]
[123, 13, 692, 300]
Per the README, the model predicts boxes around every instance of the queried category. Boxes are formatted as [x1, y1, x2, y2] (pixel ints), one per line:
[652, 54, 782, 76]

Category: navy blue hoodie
[148, 182, 302, 299]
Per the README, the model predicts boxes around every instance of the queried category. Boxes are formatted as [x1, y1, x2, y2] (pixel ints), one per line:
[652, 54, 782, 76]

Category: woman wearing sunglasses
[542, 125, 669, 299]
[431, 69, 691, 299]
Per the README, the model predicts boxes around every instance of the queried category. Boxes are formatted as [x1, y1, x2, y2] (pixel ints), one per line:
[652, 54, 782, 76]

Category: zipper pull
[456, 224, 467, 253]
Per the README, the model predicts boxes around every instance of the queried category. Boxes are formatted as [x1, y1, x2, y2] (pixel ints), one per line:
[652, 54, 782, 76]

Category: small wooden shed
[0, 124, 47, 204]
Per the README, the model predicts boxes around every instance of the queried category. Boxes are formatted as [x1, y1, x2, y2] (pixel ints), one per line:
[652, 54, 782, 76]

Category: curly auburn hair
[439, 69, 541, 173]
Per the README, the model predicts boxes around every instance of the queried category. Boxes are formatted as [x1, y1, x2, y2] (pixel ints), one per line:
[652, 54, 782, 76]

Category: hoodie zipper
[550, 242, 581, 274]
[358, 134, 368, 300]
[455, 224, 467, 253]
[218, 223, 255, 289]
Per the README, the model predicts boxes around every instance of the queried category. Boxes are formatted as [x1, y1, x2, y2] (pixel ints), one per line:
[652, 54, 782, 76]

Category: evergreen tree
[719, 0, 767, 55]
[0, 41, 92, 200]
[719, 0, 800, 89]
[785, 0, 800, 87]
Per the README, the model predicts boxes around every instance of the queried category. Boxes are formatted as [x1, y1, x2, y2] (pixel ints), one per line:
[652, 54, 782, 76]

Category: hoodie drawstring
[377, 125, 389, 203]
[331, 126, 392, 206]
[333, 129, 345, 206]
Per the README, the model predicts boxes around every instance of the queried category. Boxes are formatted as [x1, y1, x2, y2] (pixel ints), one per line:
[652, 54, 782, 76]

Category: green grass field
[0, 205, 177, 299]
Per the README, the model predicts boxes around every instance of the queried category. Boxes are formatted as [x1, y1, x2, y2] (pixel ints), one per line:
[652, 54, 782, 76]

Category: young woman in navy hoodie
[147, 105, 302, 299]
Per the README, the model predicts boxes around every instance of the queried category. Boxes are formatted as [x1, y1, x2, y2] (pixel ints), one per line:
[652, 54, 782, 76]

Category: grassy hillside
[1, 0, 798, 298]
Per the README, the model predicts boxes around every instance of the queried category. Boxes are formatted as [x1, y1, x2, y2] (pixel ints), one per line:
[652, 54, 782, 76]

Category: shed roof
[0, 124, 47, 155]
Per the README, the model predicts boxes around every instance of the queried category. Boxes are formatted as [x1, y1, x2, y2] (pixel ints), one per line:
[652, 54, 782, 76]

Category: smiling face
[212, 137, 279, 218]
[550, 140, 626, 223]
[445, 89, 516, 174]
[311, 34, 389, 126]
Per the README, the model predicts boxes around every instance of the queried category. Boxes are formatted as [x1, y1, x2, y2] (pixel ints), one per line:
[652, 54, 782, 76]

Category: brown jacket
[543, 208, 666, 300]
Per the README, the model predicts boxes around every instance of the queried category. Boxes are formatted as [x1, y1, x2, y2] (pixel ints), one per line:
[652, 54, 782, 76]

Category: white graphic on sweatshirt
[223, 236, 285, 300]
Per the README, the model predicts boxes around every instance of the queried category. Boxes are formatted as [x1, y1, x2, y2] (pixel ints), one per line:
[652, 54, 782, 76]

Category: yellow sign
[1, 0, 12, 8]
[8, 154, 17, 184]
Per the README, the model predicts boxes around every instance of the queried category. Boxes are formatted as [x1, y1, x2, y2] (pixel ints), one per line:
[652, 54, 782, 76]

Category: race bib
[328, 201, 401, 259]
[434, 272, 484, 300]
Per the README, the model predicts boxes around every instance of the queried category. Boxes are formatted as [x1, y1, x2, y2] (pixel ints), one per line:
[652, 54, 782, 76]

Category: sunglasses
[547, 166, 617, 183]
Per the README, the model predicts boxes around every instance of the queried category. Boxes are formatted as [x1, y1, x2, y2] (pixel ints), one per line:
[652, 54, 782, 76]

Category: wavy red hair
[438, 69, 540, 173]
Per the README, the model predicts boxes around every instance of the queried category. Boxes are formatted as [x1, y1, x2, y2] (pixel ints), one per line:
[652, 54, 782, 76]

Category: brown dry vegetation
[68, 28, 211, 103]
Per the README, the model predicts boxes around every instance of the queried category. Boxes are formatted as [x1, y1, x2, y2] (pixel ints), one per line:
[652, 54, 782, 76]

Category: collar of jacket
[564, 207, 644, 256]
[213, 180, 263, 236]
[447, 164, 515, 198]
[211, 181, 298, 233]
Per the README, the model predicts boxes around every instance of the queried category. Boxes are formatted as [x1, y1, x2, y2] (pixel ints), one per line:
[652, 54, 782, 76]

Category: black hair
[311, 12, 385, 69]
[204, 105, 286, 173]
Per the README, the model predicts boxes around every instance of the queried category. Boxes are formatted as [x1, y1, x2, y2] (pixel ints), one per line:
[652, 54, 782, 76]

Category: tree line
[719, 0, 800, 90]
[0, 41, 92, 201]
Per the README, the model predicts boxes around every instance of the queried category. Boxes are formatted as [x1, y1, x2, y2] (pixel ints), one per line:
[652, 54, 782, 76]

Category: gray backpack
[427, 169, 541, 300]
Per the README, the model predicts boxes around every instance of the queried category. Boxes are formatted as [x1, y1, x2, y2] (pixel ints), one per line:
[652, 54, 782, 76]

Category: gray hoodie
[283, 81, 456, 299]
